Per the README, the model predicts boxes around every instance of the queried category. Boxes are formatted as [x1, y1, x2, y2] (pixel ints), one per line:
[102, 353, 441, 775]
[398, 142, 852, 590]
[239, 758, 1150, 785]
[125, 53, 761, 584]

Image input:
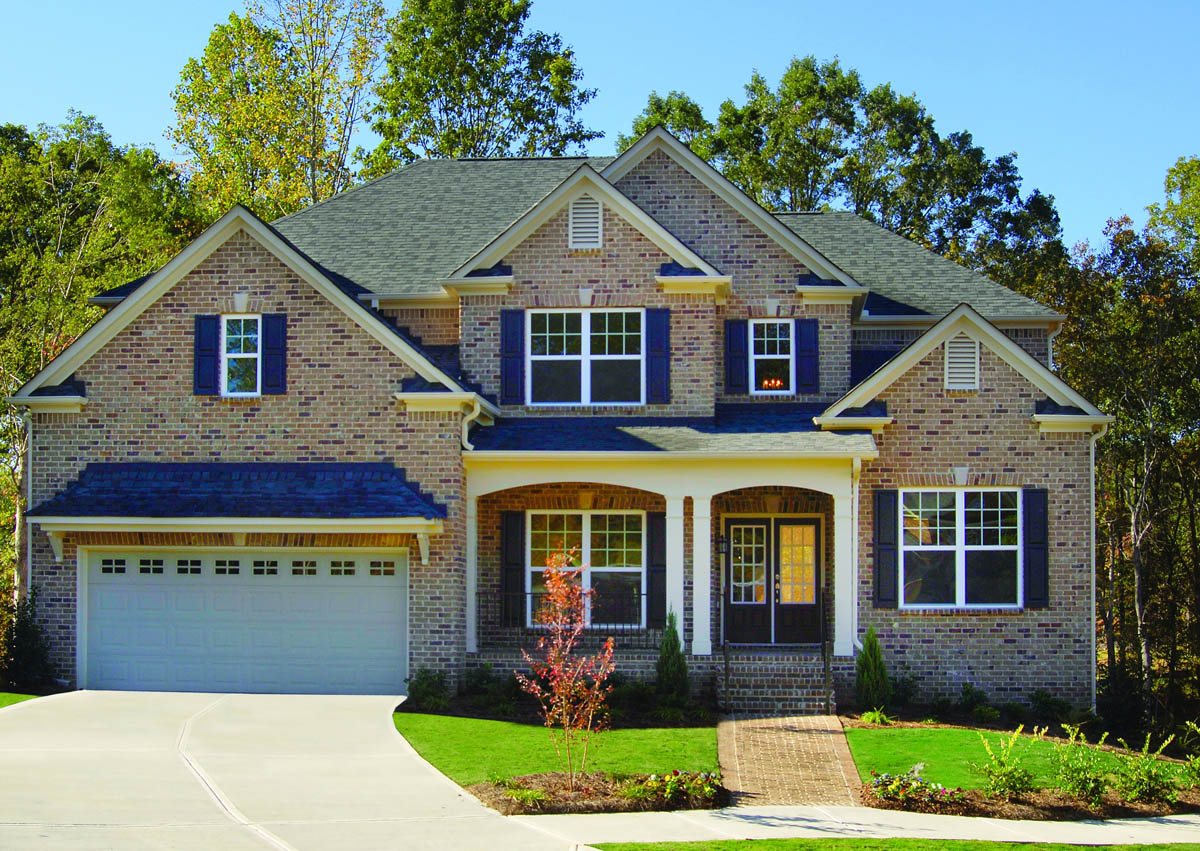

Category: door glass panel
[778, 524, 816, 604]
[730, 525, 767, 603]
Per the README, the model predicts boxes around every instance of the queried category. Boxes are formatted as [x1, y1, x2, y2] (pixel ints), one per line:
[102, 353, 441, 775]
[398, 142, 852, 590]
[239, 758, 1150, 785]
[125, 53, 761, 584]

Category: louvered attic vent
[944, 332, 980, 390]
[569, 195, 602, 249]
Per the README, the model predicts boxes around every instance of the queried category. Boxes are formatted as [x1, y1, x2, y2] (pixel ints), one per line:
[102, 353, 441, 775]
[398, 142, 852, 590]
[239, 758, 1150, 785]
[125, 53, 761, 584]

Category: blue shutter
[499, 309, 524, 405]
[193, 315, 219, 395]
[501, 511, 525, 626]
[1023, 488, 1050, 609]
[261, 314, 287, 395]
[646, 511, 667, 628]
[724, 319, 749, 395]
[795, 317, 819, 393]
[645, 308, 670, 404]
[873, 489, 899, 608]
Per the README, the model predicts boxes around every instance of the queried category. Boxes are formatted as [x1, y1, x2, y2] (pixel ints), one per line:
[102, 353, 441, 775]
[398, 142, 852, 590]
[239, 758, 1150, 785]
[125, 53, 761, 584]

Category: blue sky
[2, 0, 1196, 249]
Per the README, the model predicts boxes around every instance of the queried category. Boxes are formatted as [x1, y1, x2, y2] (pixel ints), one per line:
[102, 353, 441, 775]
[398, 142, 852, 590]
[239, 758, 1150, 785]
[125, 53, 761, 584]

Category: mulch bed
[469, 771, 730, 815]
[859, 784, 1200, 820]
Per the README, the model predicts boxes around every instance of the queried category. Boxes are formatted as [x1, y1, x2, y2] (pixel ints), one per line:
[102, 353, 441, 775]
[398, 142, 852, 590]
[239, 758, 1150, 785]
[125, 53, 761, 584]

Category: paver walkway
[718, 714, 860, 806]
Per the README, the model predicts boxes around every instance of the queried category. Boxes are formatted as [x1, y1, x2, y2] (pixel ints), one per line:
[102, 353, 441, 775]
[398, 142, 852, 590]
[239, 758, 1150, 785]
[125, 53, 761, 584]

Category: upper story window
[527, 309, 644, 405]
[568, 195, 602, 249]
[944, 332, 980, 390]
[900, 488, 1021, 609]
[750, 319, 795, 395]
[221, 314, 261, 397]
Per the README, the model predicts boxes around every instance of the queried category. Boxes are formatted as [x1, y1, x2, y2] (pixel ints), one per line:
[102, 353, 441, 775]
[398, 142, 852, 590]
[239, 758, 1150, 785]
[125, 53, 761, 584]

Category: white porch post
[665, 495, 686, 643]
[691, 494, 712, 656]
[833, 489, 855, 656]
[465, 495, 478, 653]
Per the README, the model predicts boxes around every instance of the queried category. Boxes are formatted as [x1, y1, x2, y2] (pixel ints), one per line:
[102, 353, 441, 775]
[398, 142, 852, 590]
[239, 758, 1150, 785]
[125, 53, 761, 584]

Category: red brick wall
[381, 307, 460, 346]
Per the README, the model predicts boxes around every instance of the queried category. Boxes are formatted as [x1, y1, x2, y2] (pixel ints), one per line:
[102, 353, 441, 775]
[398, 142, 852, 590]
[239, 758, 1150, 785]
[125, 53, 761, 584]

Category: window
[526, 511, 645, 627]
[527, 309, 644, 405]
[899, 489, 1021, 608]
[750, 319, 794, 395]
[569, 195, 602, 249]
[944, 333, 980, 390]
[221, 314, 261, 397]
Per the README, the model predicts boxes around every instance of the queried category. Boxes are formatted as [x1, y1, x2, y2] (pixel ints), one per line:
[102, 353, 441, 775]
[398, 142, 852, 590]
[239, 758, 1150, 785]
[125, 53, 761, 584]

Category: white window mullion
[581, 317, 592, 404]
[956, 491, 966, 607]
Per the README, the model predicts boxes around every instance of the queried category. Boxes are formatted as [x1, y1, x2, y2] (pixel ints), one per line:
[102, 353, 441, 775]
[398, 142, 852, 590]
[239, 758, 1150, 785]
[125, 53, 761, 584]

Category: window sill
[215, 395, 264, 404]
[896, 606, 1027, 616]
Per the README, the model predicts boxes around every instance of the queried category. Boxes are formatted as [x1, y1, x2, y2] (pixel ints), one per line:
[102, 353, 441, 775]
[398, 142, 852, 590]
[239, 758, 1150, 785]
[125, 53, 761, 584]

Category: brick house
[10, 128, 1111, 712]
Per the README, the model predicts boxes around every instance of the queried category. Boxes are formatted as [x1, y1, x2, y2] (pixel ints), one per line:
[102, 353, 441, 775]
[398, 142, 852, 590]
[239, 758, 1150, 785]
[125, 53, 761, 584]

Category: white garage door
[84, 550, 408, 694]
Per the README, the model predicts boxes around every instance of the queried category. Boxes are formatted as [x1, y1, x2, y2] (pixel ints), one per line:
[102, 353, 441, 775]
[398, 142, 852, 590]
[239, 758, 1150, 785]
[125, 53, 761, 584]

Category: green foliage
[860, 708, 894, 726]
[854, 627, 890, 711]
[404, 667, 450, 711]
[501, 784, 547, 807]
[655, 611, 689, 708]
[0, 584, 56, 688]
[958, 683, 989, 711]
[617, 91, 713, 157]
[867, 764, 965, 807]
[929, 697, 955, 720]
[1054, 724, 1110, 807]
[1029, 689, 1071, 723]
[1113, 734, 1179, 804]
[972, 726, 1044, 799]
[457, 663, 523, 717]
[972, 705, 1001, 725]
[1148, 154, 1200, 268]
[619, 769, 722, 807]
[998, 702, 1028, 726]
[364, 0, 599, 174]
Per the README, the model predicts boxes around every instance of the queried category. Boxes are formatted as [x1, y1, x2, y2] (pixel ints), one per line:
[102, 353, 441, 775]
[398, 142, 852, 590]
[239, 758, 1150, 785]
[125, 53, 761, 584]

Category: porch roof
[469, 404, 877, 456]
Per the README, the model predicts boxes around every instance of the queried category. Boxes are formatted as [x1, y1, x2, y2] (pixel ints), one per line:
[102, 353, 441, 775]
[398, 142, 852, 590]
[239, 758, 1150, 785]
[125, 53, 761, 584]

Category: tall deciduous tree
[363, 0, 600, 175]
[1148, 155, 1200, 267]
[615, 91, 713, 159]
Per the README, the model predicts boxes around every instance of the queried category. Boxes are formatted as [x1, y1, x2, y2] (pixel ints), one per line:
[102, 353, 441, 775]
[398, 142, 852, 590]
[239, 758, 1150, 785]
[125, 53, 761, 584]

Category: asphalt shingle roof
[777, 211, 1058, 319]
[30, 462, 446, 520]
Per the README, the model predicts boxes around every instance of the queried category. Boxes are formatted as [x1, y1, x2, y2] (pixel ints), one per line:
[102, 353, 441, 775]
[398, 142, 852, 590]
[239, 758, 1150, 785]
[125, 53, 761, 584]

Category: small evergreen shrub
[1054, 724, 1111, 807]
[1114, 734, 1179, 804]
[998, 701, 1028, 726]
[973, 705, 1001, 725]
[958, 682, 989, 711]
[855, 627, 890, 710]
[1030, 688, 1071, 722]
[972, 725, 1044, 799]
[655, 611, 689, 708]
[404, 668, 450, 712]
[0, 586, 56, 689]
[930, 697, 955, 720]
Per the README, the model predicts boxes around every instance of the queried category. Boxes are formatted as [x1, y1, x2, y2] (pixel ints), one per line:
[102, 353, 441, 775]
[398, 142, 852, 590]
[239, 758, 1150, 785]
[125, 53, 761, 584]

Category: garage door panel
[87, 551, 408, 694]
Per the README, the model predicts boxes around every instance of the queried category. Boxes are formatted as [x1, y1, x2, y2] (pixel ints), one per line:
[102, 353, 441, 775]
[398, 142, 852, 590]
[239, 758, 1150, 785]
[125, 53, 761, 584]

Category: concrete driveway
[0, 691, 566, 850]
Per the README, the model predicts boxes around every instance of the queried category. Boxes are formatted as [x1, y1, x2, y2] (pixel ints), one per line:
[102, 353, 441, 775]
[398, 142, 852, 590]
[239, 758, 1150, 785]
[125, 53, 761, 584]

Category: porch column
[465, 495, 478, 653]
[833, 489, 855, 656]
[691, 494, 713, 656]
[665, 495, 686, 643]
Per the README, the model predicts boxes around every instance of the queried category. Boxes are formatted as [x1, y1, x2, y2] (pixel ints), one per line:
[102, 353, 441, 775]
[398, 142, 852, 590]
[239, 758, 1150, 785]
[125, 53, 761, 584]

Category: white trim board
[821, 303, 1107, 420]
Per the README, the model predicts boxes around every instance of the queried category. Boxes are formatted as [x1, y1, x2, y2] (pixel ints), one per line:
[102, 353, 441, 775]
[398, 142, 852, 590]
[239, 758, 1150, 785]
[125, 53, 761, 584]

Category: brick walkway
[717, 714, 860, 806]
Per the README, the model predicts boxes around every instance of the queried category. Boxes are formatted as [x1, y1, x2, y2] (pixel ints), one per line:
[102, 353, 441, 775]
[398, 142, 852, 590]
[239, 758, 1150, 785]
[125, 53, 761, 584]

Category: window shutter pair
[871, 487, 1050, 609]
[498, 308, 671, 405]
[724, 317, 819, 395]
[192, 314, 287, 396]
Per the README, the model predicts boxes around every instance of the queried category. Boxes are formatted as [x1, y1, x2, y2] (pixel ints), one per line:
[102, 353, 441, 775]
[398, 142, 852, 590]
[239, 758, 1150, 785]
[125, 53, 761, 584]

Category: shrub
[860, 707, 894, 726]
[972, 725, 1044, 799]
[1113, 734, 1179, 804]
[868, 763, 965, 806]
[1030, 688, 1071, 722]
[958, 682, 989, 711]
[1054, 724, 1111, 807]
[503, 786, 548, 807]
[890, 673, 917, 708]
[655, 611, 689, 708]
[404, 668, 450, 712]
[620, 770, 722, 807]
[973, 705, 1001, 725]
[459, 663, 523, 717]
[930, 697, 955, 720]
[998, 701, 1028, 726]
[855, 627, 890, 710]
[1183, 721, 1200, 789]
[0, 585, 56, 689]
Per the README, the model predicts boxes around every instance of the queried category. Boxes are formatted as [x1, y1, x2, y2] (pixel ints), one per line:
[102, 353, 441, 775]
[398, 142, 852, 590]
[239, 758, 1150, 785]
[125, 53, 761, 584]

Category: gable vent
[569, 195, 602, 249]
[944, 333, 980, 390]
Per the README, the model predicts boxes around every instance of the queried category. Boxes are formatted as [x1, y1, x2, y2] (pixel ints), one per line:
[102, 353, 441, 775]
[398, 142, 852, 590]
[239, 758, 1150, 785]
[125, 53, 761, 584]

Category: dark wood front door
[724, 517, 821, 645]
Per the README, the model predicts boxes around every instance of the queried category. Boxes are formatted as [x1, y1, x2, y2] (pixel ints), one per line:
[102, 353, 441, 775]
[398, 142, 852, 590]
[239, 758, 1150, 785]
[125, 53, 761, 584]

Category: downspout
[1089, 422, 1108, 712]
[1047, 322, 1062, 371]
[851, 457, 864, 652]
[460, 397, 483, 450]
[22, 409, 32, 598]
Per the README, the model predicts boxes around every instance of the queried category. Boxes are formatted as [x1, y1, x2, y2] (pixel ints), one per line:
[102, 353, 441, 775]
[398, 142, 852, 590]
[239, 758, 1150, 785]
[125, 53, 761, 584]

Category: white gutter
[464, 449, 880, 461]
[460, 397, 483, 450]
[23, 410, 32, 596]
[851, 457, 863, 652]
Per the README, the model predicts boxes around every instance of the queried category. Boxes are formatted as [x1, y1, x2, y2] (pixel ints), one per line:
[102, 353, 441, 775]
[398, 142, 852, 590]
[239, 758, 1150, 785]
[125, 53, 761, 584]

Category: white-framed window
[944, 332, 980, 390]
[527, 308, 644, 405]
[899, 488, 1022, 609]
[569, 195, 602, 249]
[220, 314, 261, 397]
[750, 318, 795, 395]
[526, 510, 645, 627]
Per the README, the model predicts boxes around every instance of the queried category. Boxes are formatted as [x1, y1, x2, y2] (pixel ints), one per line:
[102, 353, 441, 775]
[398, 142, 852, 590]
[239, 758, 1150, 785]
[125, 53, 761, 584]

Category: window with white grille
[944, 333, 980, 390]
[568, 195, 602, 249]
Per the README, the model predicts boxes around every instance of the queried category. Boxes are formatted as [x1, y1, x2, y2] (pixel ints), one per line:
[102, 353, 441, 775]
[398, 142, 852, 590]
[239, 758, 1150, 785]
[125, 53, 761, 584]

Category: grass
[843, 726, 1189, 790]
[0, 693, 36, 710]
[393, 712, 717, 786]
[595, 842, 1200, 851]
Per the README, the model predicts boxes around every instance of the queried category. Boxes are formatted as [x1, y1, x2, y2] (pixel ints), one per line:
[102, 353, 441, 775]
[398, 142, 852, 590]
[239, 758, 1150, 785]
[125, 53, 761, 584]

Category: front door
[723, 517, 821, 645]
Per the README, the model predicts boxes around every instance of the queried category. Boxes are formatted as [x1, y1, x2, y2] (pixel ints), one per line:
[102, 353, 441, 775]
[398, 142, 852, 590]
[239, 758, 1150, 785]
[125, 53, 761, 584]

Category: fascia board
[16, 207, 464, 397]
[1032, 414, 1115, 433]
[6, 395, 87, 413]
[824, 303, 1106, 419]
[365, 291, 458, 308]
[813, 416, 894, 433]
[32, 516, 445, 534]
[796, 285, 865, 305]
[394, 391, 500, 417]
[463, 448, 879, 461]
[447, 166, 721, 279]
[602, 129, 861, 287]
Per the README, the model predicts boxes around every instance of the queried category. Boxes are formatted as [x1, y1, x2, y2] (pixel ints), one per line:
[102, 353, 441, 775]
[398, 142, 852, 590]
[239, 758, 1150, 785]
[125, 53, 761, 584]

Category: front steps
[717, 647, 835, 715]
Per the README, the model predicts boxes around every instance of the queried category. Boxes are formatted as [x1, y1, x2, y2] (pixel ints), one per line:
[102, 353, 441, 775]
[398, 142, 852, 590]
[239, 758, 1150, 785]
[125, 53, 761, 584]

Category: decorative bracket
[416, 533, 430, 566]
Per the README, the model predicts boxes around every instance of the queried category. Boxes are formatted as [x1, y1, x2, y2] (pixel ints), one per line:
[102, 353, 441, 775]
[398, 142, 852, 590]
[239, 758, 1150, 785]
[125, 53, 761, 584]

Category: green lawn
[843, 726, 1187, 790]
[595, 842, 1200, 851]
[394, 712, 718, 786]
[0, 693, 36, 710]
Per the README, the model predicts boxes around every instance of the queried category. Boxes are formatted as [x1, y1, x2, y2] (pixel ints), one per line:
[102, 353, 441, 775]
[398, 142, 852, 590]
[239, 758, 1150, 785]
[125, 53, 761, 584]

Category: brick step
[718, 649, 834, 715]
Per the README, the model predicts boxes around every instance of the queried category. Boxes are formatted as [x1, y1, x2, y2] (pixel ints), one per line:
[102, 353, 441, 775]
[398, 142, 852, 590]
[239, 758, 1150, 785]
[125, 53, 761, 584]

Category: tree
[617, 91, 713, 158]
[1148, 155, 1200, 267]
[363, 0, 600, 175]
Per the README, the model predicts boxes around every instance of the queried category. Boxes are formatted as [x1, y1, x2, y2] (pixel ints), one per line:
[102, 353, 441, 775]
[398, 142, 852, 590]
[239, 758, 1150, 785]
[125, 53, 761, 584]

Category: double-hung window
[527, 309, 644, 405]
[750, 319, 794, 395]
[899, 489, 1021, 608]
[221, 314, 261, 397]
[527, 511, 645, 627]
